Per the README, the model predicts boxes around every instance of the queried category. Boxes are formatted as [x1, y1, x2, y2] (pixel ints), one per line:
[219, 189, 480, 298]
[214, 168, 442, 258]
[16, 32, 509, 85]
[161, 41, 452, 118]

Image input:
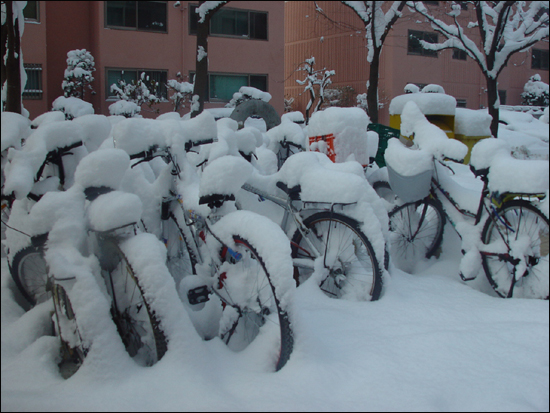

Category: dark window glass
[408, 30, 423, 55]
[190, 5, 267, 40]
[250, 75, 267, 91]
[408, 30, 438, 57]
[453, 49, 467, 60]
[106, 1, 166, 32]
[23, 1, 39, 21]
[138, 2, 167, 31]
[250, 12, 268, 40]
[532, 49, 549, 70]
[106, 1, 137, 28]
[210, 74, 248, 101]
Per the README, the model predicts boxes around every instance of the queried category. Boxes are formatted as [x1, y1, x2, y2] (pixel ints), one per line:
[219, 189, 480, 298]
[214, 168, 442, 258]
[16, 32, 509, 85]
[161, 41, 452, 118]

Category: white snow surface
[389, 92, 457, 115]
[1, 103, 549, 412]
[454, 108, 492, 136]
[1, 112, 31, 152]
[52, 96, 95, 119]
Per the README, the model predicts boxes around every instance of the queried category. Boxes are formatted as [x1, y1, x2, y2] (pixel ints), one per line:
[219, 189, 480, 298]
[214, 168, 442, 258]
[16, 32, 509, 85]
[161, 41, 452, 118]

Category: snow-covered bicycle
[118, 125, 295, 371]
[385, 123, 548, 299]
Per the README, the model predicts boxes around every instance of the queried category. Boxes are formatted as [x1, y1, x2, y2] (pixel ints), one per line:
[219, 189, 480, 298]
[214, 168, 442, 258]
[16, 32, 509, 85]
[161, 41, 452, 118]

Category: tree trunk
[486, 75, 499, 138]
[1, 1, 22, 114]
[367, 49, 381, 124]
[191, 16, 209, 118]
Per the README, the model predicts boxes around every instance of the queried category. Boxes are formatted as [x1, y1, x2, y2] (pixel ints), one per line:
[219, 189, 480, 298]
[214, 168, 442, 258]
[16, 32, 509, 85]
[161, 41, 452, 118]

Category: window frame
[189, 71, 269, 102]
[456, 99, 467, 108]
[105, 68, 169, 101]
[188, 4, 268, 41]
[23, 64, 43, 100]
[532, 49, 549, 70]
[408, 30, 439, 58]
[104, 1, 168, 33]
[23, 1, 40, 22]
[452, 49, 467, 61]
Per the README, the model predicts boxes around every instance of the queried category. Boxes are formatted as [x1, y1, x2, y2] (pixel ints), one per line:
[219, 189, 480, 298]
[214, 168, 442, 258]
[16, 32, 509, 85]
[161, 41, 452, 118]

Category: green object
[368, 123, 400, 167]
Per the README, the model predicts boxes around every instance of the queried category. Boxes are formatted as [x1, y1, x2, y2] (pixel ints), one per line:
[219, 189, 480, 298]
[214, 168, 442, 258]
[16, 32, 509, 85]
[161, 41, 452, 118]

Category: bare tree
[191, 1, 228, 118]
[296, 57, 335, 124]
[315, 1, 407, 123]
[408, 1, 549, 137]
[1, 1, 25, 113]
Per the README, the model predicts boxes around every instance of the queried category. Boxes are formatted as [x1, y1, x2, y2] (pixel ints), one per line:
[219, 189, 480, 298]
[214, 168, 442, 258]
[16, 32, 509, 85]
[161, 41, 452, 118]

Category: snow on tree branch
[196, 1, 228, 23]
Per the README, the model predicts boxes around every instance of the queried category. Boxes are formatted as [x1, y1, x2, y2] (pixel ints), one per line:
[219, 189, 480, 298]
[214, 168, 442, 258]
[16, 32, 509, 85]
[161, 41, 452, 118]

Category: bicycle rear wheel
[10, 245, 50, 307]
[215, 235, 293, 371]
[291, 212, 382, 301]
[100, 238, 168, 366]
[388, 197, 445, 271]
[481, 200, 549, 299]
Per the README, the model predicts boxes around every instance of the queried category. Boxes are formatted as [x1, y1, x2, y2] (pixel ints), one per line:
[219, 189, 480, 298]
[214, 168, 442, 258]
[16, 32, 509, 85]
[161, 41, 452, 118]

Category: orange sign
[309, 133, 336, 162]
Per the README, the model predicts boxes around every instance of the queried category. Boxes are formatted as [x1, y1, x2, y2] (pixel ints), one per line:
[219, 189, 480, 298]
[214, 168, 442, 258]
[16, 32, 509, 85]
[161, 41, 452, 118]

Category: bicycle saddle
[276, 181, 301, 201]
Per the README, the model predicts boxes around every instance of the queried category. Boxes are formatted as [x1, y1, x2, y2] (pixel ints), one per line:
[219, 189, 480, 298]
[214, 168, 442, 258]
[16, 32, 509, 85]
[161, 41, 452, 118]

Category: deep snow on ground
[1, 110, 549, 411]
[1, 223, 548, 412]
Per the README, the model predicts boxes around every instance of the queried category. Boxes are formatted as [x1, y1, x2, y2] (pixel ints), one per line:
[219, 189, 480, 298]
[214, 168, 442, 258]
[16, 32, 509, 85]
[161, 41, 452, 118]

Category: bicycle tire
[291, 211, 383, 301]
[388, 197, 445, 271]
[10, 245, 50, 307]
[52, 283, 88, 379]
[163, 214, 197, 285]
[481, 200, 549, 299]
[215, 235, 293, 371]
[99, 238, 168, 366]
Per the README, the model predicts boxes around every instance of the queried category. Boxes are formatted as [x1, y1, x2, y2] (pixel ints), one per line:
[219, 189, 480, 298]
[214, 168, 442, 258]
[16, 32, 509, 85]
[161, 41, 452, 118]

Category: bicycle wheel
[215, 235, 293, 371]
[52, 283, 88, 379]
[10, 245, 50, 306]
[99, 238, 168, 366]
[481, 200, 549, 299]
[388, 197, 445, 271]
[163, 214, 197, 286]
[291, 212, 382, 301]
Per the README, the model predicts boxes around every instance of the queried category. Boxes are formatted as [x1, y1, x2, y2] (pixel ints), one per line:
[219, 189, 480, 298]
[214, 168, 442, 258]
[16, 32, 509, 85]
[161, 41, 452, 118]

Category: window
[190, 72, 268, 102]
[456, 1, 468, 10]
[23, 1, 39, 21]
[498, 90, 507, 105]
[23, 64, 43, 100]
[532, 49, 549, 70]
[105, 1, 167, 32]
[106, 69, 168, 100]
[189, 5, 268, 40]
[408, 30, 438, 57]
[452, 49, 467, 60]
[456, 99, 467, 108]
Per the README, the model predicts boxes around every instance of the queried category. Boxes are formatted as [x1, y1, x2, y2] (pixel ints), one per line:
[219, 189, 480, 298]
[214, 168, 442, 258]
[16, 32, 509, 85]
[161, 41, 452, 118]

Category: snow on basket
[307, 107, 371, 166]
[384, 138, 433, 203]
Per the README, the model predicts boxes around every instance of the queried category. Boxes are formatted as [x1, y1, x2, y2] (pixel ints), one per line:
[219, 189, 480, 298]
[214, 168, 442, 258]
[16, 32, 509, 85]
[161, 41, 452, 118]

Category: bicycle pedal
[187, 285, 210, 305]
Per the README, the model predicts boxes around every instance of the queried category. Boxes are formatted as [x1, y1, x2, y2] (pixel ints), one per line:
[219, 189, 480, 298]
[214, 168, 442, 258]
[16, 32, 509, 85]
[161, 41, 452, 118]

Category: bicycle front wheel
[481, 200, 549, 299]
[215, 235, 293, 371]
[100, 238, 168, 366]
[163, 214, 197, 285]
[52, 283, 88, 379]
[291, 212, 382, 301]
[388, 197, 445, 271]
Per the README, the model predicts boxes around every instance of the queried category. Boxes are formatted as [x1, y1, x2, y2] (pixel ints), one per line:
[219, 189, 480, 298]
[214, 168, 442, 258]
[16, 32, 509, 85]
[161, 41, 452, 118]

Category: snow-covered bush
[52, 96, 94, 120]
[109, 100, 141, 118]
[421, 84, 445, 94]
[166, 75, 194, 113]
[521, 74, 549, 107]
[110, 72, 160, 115]
[404, 84, 421, 94]
[62, 49, 95, 99]
[225, 86, 272, 109]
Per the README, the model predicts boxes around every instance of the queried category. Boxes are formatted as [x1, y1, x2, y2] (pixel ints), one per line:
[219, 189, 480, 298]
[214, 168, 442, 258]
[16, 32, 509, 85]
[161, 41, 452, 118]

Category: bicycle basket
[387, 164, 432, 203]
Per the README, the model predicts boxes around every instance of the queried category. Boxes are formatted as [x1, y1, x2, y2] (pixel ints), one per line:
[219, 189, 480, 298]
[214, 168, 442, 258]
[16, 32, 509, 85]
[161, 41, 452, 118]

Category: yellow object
[454, 134, 491, 164]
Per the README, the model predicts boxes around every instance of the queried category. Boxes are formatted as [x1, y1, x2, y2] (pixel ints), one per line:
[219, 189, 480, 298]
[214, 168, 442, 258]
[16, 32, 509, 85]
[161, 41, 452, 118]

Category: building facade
[284, 1, 549, 126]
[20, 1, 284, 119]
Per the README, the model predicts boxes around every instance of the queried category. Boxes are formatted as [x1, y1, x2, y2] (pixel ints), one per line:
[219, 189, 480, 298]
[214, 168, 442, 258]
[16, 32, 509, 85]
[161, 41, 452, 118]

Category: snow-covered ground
[1, 107, 549, 412]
